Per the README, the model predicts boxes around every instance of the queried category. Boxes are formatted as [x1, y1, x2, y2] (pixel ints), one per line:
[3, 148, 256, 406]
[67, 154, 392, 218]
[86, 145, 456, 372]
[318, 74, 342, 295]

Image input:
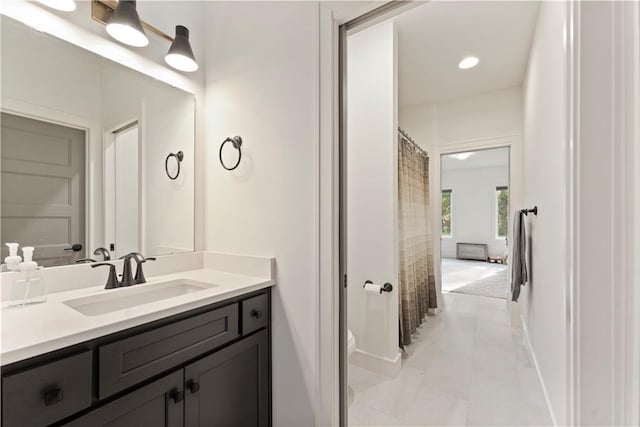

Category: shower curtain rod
[398, 127, 428, 157]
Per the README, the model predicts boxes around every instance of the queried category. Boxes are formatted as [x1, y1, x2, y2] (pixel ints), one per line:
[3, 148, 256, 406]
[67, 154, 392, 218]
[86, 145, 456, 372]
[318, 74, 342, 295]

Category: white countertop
[1, 268, 274, 366]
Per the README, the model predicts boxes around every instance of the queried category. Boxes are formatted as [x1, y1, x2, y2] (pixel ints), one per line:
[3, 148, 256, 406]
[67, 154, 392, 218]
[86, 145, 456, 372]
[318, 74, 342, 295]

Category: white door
[1, 112, 86, 266]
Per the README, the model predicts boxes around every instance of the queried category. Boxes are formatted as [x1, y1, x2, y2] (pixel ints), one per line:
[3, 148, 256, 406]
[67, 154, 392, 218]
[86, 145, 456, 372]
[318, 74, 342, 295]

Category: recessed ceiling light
[458, 56, 479, 70]
[451, 152, 475, 160]
[35, 0, 76, 12]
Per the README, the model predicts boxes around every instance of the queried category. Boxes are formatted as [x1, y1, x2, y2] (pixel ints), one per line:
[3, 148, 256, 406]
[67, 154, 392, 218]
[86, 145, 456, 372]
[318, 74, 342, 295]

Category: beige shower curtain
[398, 136, 437, 347]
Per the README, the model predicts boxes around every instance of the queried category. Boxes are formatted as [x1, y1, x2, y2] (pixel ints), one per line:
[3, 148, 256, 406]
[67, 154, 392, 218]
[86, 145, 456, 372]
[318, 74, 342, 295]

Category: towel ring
[165, 151, 184, 180]
[219, 136, 243, 171]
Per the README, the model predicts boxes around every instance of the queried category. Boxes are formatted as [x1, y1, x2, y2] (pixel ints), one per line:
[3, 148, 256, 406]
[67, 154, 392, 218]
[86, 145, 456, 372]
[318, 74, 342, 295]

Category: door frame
[569, 1, 640, 424]
[0, 101, 100, 260]
[317, 4, 421, 425]
[103, 119, 143, 258]
[437, 143, 517, 305]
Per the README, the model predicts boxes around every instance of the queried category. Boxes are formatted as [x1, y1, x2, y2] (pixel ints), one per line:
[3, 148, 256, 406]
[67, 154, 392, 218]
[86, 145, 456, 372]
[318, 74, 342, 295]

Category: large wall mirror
[1, 16, 195, 267]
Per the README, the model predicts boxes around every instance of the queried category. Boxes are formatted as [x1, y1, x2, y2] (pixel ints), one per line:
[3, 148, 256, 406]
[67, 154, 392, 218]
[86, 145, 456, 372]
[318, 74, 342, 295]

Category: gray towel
[511, 211, 528, 302]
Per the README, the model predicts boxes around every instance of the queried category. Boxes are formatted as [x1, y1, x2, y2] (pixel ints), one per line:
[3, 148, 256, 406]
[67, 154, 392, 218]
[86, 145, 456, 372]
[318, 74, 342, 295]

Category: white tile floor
[348, 292, 552, 426]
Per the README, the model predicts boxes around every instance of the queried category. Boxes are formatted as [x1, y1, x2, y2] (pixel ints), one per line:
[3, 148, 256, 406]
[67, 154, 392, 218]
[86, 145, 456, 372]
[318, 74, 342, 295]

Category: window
[496, 186, 509, 238]
[441, 189, 452, 237]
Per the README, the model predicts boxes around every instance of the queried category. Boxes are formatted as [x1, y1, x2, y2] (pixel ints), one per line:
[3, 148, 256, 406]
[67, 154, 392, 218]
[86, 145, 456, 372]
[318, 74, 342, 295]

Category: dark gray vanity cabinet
[185, 330, 270, 427]
[1, 288, 271, 427]
[65, 370, 184, 427]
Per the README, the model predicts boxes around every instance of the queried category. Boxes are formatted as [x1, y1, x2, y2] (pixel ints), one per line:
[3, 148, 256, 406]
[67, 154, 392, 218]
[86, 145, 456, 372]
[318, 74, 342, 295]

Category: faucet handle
[91, 263, 119, 289]
[134, 256, 156, 284]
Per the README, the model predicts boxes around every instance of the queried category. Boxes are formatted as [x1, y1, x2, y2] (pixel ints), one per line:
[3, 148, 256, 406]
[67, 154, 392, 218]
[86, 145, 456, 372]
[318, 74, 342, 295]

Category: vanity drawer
[2, 351, 92, 427]
[242, 293, 269, 335]
[99, 303, 239, 399]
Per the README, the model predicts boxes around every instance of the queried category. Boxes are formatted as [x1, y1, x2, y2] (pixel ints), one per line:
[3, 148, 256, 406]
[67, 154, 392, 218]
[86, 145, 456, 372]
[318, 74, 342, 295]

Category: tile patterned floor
[348, 292, 552, 426]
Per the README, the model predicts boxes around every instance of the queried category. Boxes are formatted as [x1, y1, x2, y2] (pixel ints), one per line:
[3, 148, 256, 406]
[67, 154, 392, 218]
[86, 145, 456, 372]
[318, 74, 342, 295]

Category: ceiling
[441, 147, 509, 171]
[395, 1, 540, 108]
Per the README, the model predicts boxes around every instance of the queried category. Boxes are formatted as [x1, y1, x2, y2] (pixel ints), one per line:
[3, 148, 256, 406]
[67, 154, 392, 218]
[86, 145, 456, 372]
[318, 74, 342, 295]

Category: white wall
[202, 3, 319, 425]
[401, 86, 523, 151]
[441, 165, 509, 258]
[0, 18, 102, 120]
[434, 87, 524, 145]
[521, 2, 568, 424]
[346, 21, 400, 372]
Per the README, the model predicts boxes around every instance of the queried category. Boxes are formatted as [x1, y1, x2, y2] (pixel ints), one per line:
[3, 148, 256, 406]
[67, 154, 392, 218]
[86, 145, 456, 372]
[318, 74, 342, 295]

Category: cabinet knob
[44, 388, 63, 406]
[250, 309, 263, 319]
[187, 379, 200, 394]
[170, 388, 184, 403]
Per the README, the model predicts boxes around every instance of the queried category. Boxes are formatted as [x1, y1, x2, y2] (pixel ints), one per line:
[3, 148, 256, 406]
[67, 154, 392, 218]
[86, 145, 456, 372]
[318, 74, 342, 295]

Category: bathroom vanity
[1, 253, 275, 427]
[0, 9, 275, 427]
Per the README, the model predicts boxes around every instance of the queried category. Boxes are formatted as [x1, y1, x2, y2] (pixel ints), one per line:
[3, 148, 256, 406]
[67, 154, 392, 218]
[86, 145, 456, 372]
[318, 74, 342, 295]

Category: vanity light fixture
[165, 25, 198, 72]
[35, 0, 77, 12]
[458, 56, 479, 69]
[105, 0, 149, 47]
[92, 1, 199, 72]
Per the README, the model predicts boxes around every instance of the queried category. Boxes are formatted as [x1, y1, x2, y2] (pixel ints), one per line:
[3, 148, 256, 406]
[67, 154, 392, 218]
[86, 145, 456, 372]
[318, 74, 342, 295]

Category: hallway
[348, 292, 552, 426]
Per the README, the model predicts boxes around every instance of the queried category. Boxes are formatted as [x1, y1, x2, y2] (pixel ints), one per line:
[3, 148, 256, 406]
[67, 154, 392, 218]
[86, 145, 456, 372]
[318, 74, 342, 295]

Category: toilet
[347, 329, 356, 357]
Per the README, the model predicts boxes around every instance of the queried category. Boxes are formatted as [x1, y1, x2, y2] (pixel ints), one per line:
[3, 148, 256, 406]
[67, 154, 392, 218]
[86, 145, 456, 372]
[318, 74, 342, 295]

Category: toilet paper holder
[364, 280, 393, 294]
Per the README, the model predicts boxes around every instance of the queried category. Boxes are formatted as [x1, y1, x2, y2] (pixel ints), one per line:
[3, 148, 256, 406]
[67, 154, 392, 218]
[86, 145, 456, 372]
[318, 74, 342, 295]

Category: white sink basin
[63, 280, 216, 316]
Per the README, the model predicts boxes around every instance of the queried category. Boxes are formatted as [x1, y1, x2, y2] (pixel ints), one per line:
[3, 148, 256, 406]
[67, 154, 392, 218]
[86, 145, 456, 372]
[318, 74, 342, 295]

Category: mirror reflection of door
[1, 112, 86, 266]
[104, 123, 140, 259]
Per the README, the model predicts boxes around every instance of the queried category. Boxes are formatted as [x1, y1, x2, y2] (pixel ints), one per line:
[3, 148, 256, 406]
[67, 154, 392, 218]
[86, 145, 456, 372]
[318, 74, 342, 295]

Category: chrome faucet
[92, 252, 156, 289]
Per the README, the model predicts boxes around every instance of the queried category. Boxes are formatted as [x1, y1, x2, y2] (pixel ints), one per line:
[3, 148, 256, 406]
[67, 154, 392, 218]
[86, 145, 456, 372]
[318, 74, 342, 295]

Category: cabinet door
[64, 370, 183, 427]
[185, 330, 270, 427]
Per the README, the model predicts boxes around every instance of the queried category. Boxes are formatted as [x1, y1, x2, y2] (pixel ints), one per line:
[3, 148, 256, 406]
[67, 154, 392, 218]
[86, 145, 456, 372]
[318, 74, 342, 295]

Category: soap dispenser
[4, 243, 21, 271]
[10, 246, 47, 306]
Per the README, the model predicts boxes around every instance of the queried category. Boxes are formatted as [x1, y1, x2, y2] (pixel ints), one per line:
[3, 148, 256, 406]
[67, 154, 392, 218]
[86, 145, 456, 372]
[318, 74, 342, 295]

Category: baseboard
[351, 348, 402, 378]
[520, 315, 558, 426]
